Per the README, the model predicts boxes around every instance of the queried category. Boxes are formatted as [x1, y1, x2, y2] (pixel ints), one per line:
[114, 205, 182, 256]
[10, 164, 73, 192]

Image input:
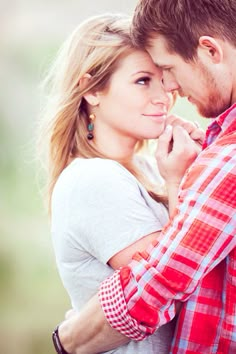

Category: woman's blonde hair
[39, 13, 167, 211]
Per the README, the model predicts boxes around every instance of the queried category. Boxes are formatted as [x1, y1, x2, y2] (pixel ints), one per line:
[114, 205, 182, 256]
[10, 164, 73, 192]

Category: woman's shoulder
[67, 157, 132, 180]
[55, 157, 137, 197]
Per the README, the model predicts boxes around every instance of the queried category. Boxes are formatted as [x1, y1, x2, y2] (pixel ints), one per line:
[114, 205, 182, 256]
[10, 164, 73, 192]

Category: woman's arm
[108, 231, 161, 269]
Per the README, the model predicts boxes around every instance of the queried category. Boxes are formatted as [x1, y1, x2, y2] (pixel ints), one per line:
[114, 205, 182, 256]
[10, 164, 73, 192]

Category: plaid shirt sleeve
[99, 125, 236, 341]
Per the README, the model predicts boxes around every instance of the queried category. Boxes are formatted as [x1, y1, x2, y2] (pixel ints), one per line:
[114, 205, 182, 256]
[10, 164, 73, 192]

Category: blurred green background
[1, 1, 205, 353]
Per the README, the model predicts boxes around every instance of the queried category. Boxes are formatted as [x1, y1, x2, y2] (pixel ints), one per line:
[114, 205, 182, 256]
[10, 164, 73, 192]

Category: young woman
[39, 13, 202, 354]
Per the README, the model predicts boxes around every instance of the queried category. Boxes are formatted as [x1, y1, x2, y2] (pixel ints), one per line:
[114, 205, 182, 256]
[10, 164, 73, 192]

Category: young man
[53, 1, 236, 353]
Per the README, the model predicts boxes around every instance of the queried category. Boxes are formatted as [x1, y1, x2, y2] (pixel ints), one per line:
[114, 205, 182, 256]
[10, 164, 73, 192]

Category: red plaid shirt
[99, 104, 236, 353]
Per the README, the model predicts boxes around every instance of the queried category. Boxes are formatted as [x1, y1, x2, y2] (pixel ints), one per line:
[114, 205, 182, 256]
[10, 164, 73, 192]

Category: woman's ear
[197, 36, 223, 64]
[79, 73, 100, 106]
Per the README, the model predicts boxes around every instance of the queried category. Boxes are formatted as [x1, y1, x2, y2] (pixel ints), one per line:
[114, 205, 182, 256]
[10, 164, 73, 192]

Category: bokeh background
[1, 1, 204, 353]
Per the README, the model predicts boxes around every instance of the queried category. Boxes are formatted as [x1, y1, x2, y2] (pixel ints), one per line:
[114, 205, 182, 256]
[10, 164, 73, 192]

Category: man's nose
[162, 76, 179, 93]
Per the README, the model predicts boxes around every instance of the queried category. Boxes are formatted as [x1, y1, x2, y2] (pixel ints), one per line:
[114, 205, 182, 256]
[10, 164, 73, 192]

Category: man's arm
[59, 294, 128, 354]
[99, 134, 236, 338]
[157, 124, 199, 216]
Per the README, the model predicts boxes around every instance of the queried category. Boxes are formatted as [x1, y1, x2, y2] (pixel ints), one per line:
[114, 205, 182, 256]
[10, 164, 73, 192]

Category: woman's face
[93, 50, 172, 149]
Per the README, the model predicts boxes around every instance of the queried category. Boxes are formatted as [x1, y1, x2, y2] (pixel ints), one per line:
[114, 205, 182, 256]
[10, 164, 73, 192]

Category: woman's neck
[91, 136, 137, 162]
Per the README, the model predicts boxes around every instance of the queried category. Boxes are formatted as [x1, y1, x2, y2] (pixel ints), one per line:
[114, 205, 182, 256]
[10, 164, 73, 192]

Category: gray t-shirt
[51, 157, 175, 353]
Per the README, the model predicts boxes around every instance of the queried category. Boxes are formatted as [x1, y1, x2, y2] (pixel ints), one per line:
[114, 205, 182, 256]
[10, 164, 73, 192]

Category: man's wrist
[52, 325, 70, 354]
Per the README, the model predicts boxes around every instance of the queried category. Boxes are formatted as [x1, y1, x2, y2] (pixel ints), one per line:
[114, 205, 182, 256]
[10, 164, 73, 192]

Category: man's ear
[197, 36, 223, 63]
[79, 73, 100, 106]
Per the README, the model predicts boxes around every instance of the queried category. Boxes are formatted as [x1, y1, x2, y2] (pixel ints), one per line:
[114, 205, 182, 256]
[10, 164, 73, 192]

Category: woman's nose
[151, 88, 170, 106]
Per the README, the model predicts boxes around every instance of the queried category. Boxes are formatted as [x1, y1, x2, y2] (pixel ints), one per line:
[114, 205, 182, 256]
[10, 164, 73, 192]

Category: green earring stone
[88, 123, 94, 131]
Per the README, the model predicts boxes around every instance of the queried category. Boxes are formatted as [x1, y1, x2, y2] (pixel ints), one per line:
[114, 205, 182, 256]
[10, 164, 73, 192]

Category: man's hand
[166, 114, 205, 153]
[58, 294, 129, 354]
[156, 124, 199, 185]
[156, 124, 200, 216]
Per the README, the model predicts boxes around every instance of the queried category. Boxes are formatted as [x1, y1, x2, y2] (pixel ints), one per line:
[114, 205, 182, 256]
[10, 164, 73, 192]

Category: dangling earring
[87, 113, 95, 140]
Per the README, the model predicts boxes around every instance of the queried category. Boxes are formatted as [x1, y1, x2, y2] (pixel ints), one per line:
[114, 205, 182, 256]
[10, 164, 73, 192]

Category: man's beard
[196, 64, 231, 118]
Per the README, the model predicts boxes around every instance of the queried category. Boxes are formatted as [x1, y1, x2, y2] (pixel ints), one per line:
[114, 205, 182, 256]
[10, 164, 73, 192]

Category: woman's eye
[136, 77, 151, 85]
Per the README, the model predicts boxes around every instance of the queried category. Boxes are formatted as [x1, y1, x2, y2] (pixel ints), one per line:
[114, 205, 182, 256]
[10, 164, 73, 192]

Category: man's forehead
[147, 33, 169, 51]
[147, 46, 174, 68]
[146, 35, 183, 67]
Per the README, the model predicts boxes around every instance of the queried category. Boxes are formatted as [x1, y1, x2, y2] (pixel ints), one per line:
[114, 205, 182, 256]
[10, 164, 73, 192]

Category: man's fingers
[189, 128, 205, 145]
[166, 114, 204, 142]
[165, 114, 184, 126]
[172, 125, 199, 162]
[166, 114, 191, 133]
[156, 124, 198, 169]
[171, 125, 190, 153]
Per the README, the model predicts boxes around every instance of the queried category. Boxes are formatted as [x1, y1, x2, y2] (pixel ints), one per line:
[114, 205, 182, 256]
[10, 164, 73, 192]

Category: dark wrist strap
[52, 325, 70, 354]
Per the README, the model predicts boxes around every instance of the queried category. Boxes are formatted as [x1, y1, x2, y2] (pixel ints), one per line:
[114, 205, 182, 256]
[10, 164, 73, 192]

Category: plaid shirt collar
[203, 103, 236, 149]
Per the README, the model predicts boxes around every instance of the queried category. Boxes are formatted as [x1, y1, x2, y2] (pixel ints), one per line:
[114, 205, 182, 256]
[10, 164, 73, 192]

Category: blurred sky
[1, 0, 137, 40]
[0, 0, 137, 136]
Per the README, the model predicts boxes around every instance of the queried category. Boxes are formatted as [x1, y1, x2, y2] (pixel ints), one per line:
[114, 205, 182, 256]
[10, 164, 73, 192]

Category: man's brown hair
[132, 0, 236, 61]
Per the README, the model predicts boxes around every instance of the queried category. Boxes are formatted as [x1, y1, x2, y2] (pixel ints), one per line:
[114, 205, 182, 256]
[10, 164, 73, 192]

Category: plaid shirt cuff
[98, 270, 147, 341]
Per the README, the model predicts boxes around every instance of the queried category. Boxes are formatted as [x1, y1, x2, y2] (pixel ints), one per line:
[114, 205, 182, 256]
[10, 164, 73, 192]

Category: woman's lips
[143, 113, 167, 122]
